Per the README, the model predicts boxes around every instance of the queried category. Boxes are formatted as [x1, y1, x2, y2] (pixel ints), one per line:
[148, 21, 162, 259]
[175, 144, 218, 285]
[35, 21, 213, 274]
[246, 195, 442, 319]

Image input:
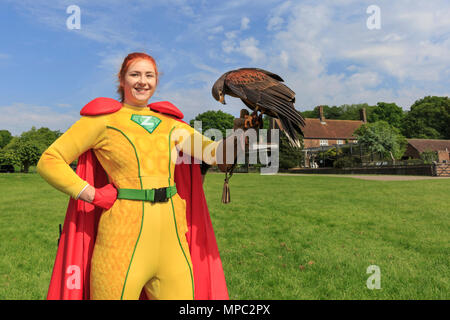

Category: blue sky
[0, 0, 449, 135]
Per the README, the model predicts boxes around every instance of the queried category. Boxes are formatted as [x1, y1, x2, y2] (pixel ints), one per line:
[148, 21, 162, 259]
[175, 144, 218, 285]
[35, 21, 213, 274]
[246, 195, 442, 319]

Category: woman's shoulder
[80, 97, 122, 116]
[148, 101, 184, 120]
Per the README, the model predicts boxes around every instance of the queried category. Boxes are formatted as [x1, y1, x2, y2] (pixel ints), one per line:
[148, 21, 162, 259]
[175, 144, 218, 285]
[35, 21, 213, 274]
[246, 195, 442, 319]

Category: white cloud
[0, 103, 79, 136]
[237, 37, 266, 64]
[210, 25, 224, 34]
[225, 31, 238, 39]
[266, 0, 292, 31]
[221, 36, 266, 64]
[241, 16, 250, 30]
[154, 85, 244, 122]
[259, 0, 450, 110]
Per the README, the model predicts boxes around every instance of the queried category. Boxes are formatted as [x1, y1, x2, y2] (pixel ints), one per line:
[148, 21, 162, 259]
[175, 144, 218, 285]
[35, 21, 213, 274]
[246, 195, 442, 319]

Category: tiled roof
[407, 139, 450, 153]
[302, 118, 364, 139]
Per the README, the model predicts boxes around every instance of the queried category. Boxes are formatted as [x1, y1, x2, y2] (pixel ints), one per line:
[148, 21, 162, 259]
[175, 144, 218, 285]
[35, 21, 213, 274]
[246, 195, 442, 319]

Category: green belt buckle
[144, 189, 155, 201]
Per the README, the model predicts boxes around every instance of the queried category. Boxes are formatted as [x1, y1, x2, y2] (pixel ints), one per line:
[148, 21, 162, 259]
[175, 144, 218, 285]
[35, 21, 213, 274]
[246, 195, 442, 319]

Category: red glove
[92, 184, 117, 210]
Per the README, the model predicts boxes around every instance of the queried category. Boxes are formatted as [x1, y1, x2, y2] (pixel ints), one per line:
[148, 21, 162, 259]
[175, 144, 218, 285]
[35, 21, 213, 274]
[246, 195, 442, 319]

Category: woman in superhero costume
[37, 52, 241, 300]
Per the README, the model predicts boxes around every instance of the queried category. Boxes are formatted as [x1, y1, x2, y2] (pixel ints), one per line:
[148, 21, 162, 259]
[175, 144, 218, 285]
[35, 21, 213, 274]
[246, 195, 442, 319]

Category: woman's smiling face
[121, 59, 158, 106]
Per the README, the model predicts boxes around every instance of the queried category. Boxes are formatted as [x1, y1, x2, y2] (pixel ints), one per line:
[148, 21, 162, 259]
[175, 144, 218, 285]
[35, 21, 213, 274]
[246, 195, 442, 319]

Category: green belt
[117, 185, 177, 202]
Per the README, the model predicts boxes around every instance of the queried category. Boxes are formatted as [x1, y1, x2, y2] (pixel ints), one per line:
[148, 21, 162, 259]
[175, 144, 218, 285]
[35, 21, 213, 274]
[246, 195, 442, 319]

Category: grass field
[0, 172, 448, 299]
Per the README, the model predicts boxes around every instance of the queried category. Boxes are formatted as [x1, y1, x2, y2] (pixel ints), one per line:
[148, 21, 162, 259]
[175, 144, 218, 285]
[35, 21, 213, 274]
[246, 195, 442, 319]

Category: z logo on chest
[131, 115, 162, 134]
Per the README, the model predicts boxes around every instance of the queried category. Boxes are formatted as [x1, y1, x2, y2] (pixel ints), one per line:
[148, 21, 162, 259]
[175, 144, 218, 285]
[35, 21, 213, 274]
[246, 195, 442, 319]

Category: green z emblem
[131, 114, 161, 134]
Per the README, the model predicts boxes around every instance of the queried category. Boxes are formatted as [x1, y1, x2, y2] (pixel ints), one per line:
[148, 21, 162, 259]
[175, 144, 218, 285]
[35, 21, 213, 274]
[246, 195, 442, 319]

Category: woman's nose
[137, 76, 146, 85]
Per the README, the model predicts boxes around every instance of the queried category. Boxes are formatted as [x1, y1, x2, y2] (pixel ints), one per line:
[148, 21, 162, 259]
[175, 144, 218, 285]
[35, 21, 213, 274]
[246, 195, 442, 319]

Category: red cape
[46, 98, 229, 300]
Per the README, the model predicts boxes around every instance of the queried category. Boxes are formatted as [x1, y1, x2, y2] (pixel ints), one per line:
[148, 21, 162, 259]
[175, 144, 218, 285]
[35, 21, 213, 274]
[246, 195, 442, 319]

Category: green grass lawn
[0, 172, 448, 299]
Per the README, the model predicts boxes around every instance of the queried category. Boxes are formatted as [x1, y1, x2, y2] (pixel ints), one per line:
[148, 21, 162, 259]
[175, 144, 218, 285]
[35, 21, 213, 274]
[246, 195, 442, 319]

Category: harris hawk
[211, 68, 305, 147]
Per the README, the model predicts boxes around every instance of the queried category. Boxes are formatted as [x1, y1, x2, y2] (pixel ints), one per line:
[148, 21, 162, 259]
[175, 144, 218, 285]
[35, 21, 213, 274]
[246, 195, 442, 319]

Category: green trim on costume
[168, 125, 195, 299]
[106, 126, 144, 300]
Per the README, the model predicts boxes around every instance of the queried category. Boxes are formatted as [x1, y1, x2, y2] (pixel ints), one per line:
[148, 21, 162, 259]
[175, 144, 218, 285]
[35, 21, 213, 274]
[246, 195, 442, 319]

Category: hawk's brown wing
[223, 68, 305, 145]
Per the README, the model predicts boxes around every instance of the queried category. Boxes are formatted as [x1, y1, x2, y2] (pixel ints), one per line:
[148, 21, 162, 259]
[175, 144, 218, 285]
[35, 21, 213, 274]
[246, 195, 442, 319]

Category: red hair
[117, 52, 159, 102]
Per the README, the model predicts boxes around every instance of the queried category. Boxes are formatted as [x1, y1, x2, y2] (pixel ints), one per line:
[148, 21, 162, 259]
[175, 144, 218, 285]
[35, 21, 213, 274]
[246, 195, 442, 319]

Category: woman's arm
[37, 115, 107, 200]
[173, 122, 245, 172]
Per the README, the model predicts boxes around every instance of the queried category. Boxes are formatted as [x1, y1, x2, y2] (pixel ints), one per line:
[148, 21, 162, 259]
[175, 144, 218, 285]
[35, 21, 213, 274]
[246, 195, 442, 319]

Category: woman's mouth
[134, 87, 149, 94]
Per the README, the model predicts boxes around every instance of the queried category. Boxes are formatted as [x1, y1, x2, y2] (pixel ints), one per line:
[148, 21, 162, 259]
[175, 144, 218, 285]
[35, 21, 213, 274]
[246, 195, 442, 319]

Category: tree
[3, 127, 61, 172]
[19, 126, 62, 151]
[401, 96, 450, 139]
[0, 148, 17, 165]
[301, 105, 343, 119]
[355, 121, 407, 162]
[13, 140, 41, 173]
[189, 110, 234, 140]
[367, 102, 405, 128]
[0, 130, 13, 149]
[338, 103, 372, 120]
[301, 103, 374, 120]
[279, 131, 303, 169]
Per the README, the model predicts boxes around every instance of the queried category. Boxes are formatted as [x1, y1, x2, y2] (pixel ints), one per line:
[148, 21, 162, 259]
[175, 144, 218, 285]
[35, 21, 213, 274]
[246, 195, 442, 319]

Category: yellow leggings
[89, 194, 194, 300]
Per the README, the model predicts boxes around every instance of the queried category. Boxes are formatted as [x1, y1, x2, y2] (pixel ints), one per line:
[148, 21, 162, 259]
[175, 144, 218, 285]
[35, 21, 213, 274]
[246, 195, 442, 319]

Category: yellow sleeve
[172, 122, 220, 165]
[37, 115, 108, 199]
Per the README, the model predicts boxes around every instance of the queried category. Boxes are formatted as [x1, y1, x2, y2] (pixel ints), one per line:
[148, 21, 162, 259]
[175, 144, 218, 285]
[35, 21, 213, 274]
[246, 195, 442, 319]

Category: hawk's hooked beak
[219, 95, 226, 105]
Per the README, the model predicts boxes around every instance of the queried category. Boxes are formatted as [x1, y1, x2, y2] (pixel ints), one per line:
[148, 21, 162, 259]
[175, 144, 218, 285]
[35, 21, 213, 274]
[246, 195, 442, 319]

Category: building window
[337, 140, 344, 145]
[320, 139, 328, 146]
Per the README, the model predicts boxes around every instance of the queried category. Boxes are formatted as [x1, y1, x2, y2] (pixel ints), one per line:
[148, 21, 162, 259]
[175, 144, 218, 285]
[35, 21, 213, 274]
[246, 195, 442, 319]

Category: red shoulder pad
[148, 101, 184, 119]
[80, 97, 122, 116]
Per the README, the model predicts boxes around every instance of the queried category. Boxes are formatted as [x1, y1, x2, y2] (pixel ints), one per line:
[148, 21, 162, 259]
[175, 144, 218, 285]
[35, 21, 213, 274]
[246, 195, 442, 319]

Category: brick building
[403, 139, 450, 162]
[302, 106, 367, 167]
[302, 106, 367, 148]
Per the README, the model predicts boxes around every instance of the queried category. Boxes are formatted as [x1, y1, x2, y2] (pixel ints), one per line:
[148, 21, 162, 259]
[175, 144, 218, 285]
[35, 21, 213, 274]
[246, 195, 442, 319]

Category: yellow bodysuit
[37, 103, 219, 300]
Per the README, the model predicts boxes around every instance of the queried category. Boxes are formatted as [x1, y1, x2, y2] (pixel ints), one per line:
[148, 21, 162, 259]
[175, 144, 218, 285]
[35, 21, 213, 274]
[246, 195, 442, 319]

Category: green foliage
[279, 131, 303, 169]
[355, 121, 407, 160]
[0, 149, 17, 166]
[18, 127, 62, 152]
[0, 130, 12, 149]
[333, 156, 362, 168]
[189, 110, 234, 140]
[2, 127, 61, 172]
[13, 140, 41, 173]
[367, 102, 405, 128]
[420, 150, 438, 164]
[338, 103, 371, 120]
[401, 96, 450, 139]
[301, 104, 372, 120]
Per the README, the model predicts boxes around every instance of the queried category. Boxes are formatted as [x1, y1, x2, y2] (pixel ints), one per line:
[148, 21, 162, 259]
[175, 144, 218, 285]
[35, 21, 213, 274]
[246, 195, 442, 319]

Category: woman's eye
[147, 74, 154, 78]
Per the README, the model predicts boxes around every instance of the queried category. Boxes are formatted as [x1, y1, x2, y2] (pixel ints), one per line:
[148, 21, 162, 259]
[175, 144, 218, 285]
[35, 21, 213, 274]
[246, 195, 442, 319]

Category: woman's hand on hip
[78, 184, 96, 203]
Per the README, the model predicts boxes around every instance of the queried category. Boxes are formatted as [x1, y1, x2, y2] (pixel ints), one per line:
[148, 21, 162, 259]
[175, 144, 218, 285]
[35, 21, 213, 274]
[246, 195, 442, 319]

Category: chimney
[318, 106, 326, 123]
[360, 108, 367, 123]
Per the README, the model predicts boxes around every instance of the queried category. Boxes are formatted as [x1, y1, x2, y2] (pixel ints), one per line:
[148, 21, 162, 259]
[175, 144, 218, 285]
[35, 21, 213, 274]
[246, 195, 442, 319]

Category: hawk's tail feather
[278, 116, 302, 148]
[261, 93, 305, 129]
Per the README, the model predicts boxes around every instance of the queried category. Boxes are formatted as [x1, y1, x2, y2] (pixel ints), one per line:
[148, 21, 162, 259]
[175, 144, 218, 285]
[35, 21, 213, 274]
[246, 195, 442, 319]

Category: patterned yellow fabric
[37, 103, 219, 299]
